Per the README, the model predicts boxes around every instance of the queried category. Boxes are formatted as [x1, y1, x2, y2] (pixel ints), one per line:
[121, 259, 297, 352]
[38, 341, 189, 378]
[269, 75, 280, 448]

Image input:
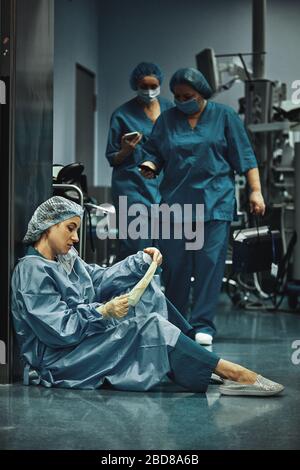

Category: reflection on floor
[1, 295, 300, 450]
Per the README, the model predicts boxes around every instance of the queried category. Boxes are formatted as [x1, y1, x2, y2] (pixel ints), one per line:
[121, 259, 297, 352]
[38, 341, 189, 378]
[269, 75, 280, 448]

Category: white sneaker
[195, 332, 213, 345]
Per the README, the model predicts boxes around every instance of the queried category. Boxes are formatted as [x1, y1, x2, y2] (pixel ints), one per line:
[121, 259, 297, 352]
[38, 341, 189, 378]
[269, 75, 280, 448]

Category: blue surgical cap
[169, 67, 213, 99]
[130, 62, 164, 90]
[23, 196, 84, 244]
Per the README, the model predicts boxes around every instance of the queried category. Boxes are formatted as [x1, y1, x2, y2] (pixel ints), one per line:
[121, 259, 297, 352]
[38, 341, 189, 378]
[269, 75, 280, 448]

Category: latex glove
[98, 294, 129, 319]
[128, 261, 157, 307]
[143, 247, 163, 266]
[249, 190, 266, 216]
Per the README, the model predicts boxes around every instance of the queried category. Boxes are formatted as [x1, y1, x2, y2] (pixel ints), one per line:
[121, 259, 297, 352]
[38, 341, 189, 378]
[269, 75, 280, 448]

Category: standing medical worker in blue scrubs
[141, 68, 265, 345]
[106, 62, 173, 260]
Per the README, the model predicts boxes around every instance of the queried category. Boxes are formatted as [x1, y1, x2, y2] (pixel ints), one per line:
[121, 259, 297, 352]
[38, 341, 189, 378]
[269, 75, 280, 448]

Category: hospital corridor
[0, 0, 300, 456]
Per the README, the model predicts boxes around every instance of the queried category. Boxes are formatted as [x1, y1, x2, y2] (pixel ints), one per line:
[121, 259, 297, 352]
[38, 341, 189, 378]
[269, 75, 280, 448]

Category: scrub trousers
[160, 220, 231, 337]
[166, 299, 220, 392]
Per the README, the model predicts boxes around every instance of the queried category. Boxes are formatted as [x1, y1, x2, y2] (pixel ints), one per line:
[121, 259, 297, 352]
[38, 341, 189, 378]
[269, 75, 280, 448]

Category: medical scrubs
[106, 96, 173, 260]
[142, 102, 258, 335]
[11, 248, 219, 391]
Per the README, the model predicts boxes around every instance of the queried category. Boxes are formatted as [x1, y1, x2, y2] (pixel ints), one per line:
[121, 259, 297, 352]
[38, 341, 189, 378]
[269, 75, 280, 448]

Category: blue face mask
[174, 97, 201, 115]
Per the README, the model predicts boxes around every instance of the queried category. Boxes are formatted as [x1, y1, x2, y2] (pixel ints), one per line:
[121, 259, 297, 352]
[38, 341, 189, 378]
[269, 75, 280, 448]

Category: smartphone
[139, 164, 157, 178]
[124, 131, 140, 141]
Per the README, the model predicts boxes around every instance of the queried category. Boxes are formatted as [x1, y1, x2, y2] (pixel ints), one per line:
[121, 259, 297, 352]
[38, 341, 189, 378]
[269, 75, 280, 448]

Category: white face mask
[137, 86, 160, 103]
[57, 246, 79, 275]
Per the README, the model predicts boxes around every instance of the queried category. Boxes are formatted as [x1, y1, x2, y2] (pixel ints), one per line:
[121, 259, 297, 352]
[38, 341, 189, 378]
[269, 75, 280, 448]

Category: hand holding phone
[139, 163, 157, 179]
[120, 132, 142, 158]
[124, 131, 140, 142]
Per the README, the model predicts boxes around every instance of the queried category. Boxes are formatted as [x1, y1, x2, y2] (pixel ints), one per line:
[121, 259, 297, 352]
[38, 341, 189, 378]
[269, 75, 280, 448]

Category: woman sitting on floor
[11, 197, 284, 396]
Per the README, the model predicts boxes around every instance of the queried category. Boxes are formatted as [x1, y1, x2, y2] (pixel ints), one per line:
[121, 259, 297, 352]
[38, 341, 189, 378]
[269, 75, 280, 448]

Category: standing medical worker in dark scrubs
[106, 62, 173, 260]
[141, 67, 265, 345]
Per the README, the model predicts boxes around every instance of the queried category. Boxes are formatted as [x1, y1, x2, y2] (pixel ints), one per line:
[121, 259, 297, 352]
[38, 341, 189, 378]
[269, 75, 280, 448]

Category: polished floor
[1, 295, 300, 450]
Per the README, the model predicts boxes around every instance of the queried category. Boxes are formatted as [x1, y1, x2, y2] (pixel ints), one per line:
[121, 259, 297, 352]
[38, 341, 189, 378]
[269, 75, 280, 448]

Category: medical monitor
[196, 48, 219, 94]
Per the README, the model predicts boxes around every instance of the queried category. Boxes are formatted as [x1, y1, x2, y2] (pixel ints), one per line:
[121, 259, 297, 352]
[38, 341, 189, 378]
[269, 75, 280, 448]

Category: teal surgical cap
[23, 196, 84, 244]
[130, 62, 164, 90]
[169, 67, 213, 99]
